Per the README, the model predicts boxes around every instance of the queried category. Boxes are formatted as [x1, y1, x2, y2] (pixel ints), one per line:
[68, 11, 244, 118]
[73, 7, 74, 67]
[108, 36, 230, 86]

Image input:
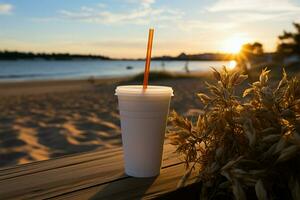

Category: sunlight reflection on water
[228, 60, 237, 70]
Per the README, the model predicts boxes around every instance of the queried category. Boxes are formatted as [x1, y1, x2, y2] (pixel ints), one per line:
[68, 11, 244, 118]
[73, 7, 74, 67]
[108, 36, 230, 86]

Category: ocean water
[0, 60, 233, 82]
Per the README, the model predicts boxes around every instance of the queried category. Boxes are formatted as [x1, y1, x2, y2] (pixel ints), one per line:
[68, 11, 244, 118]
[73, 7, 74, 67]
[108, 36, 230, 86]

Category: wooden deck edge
[52, 162, 198, 200]
[0, 143, 193, 200]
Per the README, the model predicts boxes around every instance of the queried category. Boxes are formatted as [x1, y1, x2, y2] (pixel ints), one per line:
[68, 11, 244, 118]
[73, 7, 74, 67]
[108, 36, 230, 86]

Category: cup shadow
[89, 173, 157, 200]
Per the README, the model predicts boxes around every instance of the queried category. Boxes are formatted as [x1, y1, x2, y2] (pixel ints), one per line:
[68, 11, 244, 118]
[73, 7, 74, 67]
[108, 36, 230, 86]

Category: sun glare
[228, 60, 237, 70]
[221, 35, 249, 53]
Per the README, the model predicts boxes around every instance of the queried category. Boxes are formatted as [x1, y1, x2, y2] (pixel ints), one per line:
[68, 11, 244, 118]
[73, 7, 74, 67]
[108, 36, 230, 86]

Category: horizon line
[0, 49, 277, 60]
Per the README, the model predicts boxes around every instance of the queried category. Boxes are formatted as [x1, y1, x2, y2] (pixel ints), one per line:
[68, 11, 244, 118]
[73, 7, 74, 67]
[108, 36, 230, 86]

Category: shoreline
[0, 71, 209, 96]
[0, 60, 231, 84]
[0, 76, 128, 96]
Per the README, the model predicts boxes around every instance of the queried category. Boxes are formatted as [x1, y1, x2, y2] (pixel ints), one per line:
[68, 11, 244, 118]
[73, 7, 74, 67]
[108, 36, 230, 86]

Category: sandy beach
[0, 75, 209, 168]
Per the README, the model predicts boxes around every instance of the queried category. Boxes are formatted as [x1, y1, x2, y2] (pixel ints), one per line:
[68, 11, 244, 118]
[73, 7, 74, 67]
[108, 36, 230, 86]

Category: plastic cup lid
[115, 85, 173, 96]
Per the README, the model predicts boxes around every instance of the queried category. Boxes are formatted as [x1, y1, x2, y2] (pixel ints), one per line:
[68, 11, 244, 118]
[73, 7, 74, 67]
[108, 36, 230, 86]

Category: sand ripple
[0, 78, 207, 168]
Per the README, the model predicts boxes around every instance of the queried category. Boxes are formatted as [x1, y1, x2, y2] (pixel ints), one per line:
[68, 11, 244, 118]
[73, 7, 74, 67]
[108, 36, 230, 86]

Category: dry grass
[169, 67, 300, 199]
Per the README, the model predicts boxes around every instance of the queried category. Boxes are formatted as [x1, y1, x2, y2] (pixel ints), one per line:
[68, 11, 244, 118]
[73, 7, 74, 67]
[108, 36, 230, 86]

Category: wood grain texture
[54, 163, 197, 200]
[0, 143, 196, 200]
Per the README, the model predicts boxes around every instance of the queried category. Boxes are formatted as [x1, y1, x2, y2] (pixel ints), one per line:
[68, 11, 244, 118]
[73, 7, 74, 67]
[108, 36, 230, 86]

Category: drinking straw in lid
[143, 28, 154, 89]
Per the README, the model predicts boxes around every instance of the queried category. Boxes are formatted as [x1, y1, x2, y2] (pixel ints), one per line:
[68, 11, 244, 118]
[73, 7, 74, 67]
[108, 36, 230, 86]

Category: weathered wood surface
[0, 143, 197, 200]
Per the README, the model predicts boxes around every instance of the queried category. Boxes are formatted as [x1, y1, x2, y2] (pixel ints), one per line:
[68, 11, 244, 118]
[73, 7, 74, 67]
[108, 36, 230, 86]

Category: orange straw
[143, 28, 154, 89]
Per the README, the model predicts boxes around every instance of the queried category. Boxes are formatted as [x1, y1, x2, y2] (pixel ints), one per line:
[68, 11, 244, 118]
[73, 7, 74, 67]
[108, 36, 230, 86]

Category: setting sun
[221, 35, 250, 53]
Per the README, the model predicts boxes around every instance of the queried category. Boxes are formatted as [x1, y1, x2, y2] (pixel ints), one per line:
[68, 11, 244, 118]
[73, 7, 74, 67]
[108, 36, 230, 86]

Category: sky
[0, 0, 300, 58]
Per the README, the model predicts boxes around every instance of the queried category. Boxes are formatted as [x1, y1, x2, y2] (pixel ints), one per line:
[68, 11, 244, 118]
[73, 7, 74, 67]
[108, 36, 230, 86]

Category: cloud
[90, 40, 146, 49]
[228, 12, 294, 23]
[0, 3, 13, 14]
[176, 19, 236, 31]
[30, 17, 60, 23]
[97, 3, 106, 8]
[57, 1, 239, 34]
[126, 0, 154, 7]
[206, 0, 300, 24]
[208, 0, 300, 12]
[141, 0, 155, 8]
[59, 1, 183, 25]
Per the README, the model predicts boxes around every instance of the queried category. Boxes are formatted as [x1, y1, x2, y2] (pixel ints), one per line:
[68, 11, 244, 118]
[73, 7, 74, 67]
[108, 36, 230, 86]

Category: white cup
[115, 85, 173, 177]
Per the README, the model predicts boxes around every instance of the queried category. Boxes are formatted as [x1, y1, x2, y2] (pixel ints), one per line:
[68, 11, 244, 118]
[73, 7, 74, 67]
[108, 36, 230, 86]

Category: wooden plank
[50, 163, 197, 200]
[0, 143, 186, 200]
[0, 148, 122, 179]
[0, 140, 177, 179]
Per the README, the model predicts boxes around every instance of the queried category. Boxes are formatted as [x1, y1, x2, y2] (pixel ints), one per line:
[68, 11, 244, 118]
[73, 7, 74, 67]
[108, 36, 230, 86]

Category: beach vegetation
[169, 67, 300, 199]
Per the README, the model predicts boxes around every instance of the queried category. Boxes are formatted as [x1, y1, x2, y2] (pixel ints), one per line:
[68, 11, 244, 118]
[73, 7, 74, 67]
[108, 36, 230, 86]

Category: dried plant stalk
[169, 67, 300, 200]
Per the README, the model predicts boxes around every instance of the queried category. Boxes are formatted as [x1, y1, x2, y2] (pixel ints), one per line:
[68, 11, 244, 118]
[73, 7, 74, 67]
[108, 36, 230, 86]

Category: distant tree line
[235, 22, 300, 74]
[0, 50, 235, 61]
[277, 22, 300, 56]
[239, 22, 300, 59]
[152, 52, 235, 61]
[241, 42, 264, 56]
[0, 51, 111, 60]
